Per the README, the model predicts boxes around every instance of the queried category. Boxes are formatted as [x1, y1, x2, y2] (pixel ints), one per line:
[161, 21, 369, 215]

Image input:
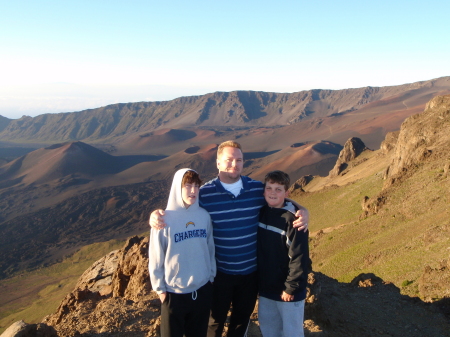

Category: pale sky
[1, 0, 449, 119]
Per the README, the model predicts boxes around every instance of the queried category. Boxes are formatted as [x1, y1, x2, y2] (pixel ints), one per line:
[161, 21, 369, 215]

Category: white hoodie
[149, 168, 216, 294]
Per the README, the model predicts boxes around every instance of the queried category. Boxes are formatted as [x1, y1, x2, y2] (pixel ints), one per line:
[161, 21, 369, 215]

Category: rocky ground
[2, 236, 449, 337]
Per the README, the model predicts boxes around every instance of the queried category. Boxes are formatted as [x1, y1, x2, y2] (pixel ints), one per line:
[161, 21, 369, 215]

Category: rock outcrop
[42, 236, 158, 337]
[357, 94, 450, 219]
[379, 130, 399, 155]
[289, 175, 314, 193]
[71, 235, 151, 300]
[0, 320, 57, 337]
[419, 259, 450, 302]
[328, 137, 369, 177]
[384, 94, 450, 187]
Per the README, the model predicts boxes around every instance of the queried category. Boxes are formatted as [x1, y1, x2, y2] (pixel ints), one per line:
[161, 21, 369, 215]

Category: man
[149, 140, 309, 337]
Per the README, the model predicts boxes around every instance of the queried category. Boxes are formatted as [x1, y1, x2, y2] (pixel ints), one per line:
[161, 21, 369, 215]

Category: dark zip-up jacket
[257, 202, 311, 301]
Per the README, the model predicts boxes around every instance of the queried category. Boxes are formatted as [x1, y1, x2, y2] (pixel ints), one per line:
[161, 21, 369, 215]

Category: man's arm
[149, 209, 167, 230]
[286, 198, 309, 232]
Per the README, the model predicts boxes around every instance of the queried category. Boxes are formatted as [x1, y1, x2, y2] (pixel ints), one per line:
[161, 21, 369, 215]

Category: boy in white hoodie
[149, 168, 216, 337]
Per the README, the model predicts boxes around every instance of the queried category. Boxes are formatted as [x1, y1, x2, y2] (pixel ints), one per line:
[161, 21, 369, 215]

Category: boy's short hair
[264, 170, 290, 191]
[182, 170, 202, 186]
[217, 140, 242, 157]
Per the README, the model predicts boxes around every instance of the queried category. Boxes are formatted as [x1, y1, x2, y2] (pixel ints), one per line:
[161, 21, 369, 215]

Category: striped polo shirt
[199, 176, 265, 275]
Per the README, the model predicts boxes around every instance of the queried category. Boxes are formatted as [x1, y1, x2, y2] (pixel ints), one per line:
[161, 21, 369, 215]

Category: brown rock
[418, 261, 450, 301]
[350, 273, 382, 287]
[289, 175, 314, 193]
[361, 196, 369, 210]
[380, 131, 400, 155]
[329, 137, 368, 177]
[444, 162, 450, 178]
[75, 249, 120, 296]
[384, 94, 450, 187]
[359, 194, 387, 218]
[111, 236, 151, 300]
[42, 236, 158, 337]
[0, 321, 57, 337]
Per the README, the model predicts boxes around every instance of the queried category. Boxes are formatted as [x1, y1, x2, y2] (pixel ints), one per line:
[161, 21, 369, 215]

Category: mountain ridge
[1, 76, 449, 144]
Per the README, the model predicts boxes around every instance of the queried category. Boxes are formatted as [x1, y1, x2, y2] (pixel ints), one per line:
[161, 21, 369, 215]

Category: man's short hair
[264, 170, 290, 191]
[182, 170, 202, 186]
[217, 140, 242, 157]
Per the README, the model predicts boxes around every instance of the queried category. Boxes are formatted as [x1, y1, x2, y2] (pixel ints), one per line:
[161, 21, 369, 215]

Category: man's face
[181, 182, 199, 208]
[264, 181, 288, 208]
[217, 146, 244, 184]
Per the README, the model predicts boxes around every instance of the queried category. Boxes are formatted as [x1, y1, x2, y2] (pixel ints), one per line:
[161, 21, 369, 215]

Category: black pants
[207, 271, 258, 337]
[160, 282, 213, 337]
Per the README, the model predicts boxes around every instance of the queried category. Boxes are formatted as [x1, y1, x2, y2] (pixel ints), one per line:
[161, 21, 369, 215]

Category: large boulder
[0, 321, 57, 337]
[71, 235, 152, 299]
[329, 137, 368, 177]
[42, 236, 158, 336]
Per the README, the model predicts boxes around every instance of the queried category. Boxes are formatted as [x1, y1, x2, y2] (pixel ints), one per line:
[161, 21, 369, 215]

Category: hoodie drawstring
[192, 290, 197, 300]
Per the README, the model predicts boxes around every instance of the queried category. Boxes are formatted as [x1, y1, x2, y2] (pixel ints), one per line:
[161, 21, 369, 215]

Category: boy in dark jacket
[257, 170, 311, 337]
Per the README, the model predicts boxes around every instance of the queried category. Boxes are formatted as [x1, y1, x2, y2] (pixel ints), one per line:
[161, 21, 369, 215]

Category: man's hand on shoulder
[292, 208, 309, 232]
[149, 209, 167, 230]
[285, 198, 309, 232]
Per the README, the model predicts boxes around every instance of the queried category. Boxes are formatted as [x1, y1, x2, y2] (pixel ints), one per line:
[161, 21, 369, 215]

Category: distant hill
[0, 115, 10, 132]
[0, 142, 120, 185]
[245, 141, 342, 182]
[1, 77, 449, 148]
[0, 141, 165, 223]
